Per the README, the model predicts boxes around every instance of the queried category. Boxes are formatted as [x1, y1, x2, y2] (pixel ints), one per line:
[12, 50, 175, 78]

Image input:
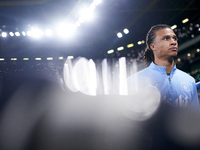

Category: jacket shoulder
[176, 69, 195, 81]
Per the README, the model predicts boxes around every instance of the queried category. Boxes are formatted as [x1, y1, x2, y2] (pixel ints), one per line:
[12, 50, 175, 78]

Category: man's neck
[154, 59, 175, 74]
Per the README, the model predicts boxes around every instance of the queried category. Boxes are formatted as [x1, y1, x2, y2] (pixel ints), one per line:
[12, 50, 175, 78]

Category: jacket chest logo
[181, 82, 190, 92]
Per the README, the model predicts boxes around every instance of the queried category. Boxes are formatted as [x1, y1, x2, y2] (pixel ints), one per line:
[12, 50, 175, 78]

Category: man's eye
[173, 37, 178, 41]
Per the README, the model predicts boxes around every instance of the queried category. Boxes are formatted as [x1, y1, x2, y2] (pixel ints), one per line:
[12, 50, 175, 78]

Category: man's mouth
[169, 47, 178, 51]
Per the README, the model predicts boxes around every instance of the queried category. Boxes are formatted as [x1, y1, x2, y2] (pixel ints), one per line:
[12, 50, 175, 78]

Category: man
[127, 24, 199, 108]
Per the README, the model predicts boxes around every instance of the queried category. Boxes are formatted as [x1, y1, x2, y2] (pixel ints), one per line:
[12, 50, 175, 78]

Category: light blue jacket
[127, 62, 199, 108]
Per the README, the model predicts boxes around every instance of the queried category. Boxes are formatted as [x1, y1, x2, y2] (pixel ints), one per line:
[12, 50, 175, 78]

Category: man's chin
[169, 55, 177, 62]
[171, 52, 178, 58]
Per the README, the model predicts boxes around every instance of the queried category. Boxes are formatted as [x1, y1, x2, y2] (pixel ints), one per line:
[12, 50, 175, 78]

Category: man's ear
[150, 43, 156, 51]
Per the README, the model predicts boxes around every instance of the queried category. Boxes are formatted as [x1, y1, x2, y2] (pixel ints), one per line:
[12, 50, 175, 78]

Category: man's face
[150, 28, 178, 61]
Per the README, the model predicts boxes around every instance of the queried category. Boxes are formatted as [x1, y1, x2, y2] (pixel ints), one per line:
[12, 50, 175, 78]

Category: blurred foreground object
[0, 78, 200, 150]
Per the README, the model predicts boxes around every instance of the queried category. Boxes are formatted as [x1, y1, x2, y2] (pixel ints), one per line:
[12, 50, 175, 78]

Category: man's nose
[170, 38, 177, 45]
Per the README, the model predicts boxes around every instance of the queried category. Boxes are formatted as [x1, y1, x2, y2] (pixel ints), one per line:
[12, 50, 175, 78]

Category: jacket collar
[149, 62, 177, 75]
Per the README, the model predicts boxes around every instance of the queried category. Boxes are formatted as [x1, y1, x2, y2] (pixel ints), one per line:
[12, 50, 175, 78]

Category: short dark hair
[143, 24, 172, 65]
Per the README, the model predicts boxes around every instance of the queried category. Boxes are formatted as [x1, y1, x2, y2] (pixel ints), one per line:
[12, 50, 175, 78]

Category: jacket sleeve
[191, 81, 200, 109]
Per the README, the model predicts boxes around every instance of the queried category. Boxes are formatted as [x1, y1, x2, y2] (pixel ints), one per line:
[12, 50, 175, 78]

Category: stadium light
[15, 32, 20, 37]
[123, 28, 129, 34]
[56, 22, 77, 38]
[137, 41, 142, 45]
[27, 31, 32, 36]
[31, 28, 44, 38]
[35, 58, 42, 60]
[75, 21, 81, 27]
[45, 29, 53, 36]
[11, 58, 17, 61]
[23, 58, 29, 60]
[67, 56, 74, 59]
[2, 32, 7, 37]
[117, 32, 123, 38]
[79, 8, 94, 22]
[171, 25, 177, 30]
[93, 0, 102, 6]
[22, 31, 26, 36]
[127, 43, 134, 48]
[107, 49, 114, 54]
[117, 46, 124, 51]
[182, 18, 189, 24]
[90, 3, 96, 10]
[47, 57, 53, 60]
[79, 17, 85, 23]
[59, 56, 64, 60]
[9, 32, 14, 37]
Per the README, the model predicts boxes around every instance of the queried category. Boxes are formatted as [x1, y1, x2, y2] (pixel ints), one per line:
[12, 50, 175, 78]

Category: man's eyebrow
[172, 34, 177, 37]
[162, 35, 177, 38]
[162, 35, 170, 38]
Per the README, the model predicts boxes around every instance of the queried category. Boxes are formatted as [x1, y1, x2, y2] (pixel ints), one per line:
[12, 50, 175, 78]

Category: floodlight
[23, 58, 29, 60]
[2, 32, 7, 37]
[11, 58, 17, 61]
[9, 32, 14, 37]
[182, 18, 189, 24]
[67, 56, 74, 59]
[137, 41, 142, 45]
[90, 3, 96, 10]
[45, 29, 53, 36]
[127, 43, 134, 48]
[35, 58, 42, 60]
[79, 17, 85, 23]
[56, 22, 77, 38]
[15, 32, 20, 36]
[93, 0, 102, 6]
[107, 49, 114, 54]
[31, 28, 44, 38]
[123, 28, 129, 34]
[22, 31, 26, 36]
[79, 9, 94, 21]
[117, 32, 123, 38]
[117, 46, 124, 51]
[75, 21, 81, 27]
[59, 57, 64, 60]
[171, 25, 177, 30]
[27, 31, 32, 36]
[47, 57, 53, 60]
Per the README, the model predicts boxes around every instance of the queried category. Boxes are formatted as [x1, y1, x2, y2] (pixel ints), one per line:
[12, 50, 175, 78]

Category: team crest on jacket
[181, 82, 190, 92]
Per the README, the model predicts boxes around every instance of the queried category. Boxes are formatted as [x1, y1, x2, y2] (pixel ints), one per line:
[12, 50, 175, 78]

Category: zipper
[169, 77, 171, 83]
[167, 73, 171, 83]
